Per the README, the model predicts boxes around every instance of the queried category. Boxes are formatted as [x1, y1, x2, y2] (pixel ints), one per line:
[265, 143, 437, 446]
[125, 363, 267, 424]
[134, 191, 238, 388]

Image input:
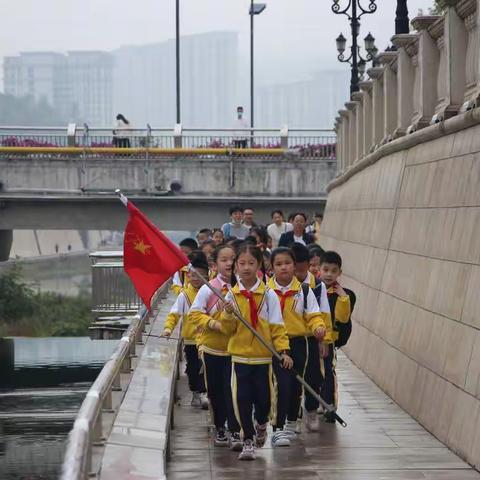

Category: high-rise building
[113, 31, 239, 127]
[3, 51, 113, 125]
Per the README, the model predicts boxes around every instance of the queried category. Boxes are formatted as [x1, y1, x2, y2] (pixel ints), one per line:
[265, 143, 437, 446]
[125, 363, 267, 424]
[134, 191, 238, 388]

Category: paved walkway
[167, 353, 480, 480]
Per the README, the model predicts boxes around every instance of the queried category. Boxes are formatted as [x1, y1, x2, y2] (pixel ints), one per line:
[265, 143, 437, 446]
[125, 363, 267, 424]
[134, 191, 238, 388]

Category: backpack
[331, 289, 356, 348]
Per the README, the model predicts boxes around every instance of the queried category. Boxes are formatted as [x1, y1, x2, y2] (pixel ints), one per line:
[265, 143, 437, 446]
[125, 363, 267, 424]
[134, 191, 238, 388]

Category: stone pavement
[167, 352, 480, 480]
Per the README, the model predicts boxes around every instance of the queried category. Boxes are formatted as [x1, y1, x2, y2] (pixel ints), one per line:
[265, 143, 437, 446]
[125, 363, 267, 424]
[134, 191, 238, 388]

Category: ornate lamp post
[395, 0, 410, 35]
[332, 0, 378, 96]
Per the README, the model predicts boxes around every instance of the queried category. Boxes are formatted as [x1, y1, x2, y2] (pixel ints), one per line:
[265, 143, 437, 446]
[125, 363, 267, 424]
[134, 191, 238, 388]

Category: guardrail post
[280, 125, 289, 149]
[67, 123, 77, 147]
[174, 123, 183, 148]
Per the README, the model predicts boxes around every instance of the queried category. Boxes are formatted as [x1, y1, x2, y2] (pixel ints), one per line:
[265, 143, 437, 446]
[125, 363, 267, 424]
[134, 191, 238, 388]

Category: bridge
[0, 126, 335, 259]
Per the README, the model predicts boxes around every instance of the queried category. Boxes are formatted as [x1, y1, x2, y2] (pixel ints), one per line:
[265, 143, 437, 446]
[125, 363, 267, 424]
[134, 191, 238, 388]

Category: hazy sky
[1, 0, 434, 87]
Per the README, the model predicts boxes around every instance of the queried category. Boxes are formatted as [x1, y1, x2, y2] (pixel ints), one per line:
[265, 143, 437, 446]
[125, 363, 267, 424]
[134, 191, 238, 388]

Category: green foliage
[0, 267, 91, 337]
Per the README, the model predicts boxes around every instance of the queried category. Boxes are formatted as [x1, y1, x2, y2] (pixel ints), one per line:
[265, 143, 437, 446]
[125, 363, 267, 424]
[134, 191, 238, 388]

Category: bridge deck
[167, 353, 480, 480]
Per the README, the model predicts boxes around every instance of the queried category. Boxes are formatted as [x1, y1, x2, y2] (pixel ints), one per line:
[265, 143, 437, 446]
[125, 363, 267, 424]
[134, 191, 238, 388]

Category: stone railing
[335, 0, 479, 172]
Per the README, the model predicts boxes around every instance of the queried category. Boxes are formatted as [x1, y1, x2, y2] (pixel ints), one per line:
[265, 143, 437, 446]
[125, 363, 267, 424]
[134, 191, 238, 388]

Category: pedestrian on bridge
[113, 113, 131, 148]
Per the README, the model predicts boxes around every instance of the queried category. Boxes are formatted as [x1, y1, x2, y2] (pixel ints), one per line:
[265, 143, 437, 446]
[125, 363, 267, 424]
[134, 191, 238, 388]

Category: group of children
[163, 226, 356, 461]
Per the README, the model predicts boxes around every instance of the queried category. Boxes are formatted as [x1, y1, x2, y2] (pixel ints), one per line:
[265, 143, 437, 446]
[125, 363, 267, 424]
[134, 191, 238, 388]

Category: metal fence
[0, 125, 336, 159]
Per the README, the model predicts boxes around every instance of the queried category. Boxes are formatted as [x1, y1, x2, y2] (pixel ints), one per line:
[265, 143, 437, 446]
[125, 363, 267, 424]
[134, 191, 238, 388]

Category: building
[113, 31, 239, 127]
[3, 51, 113, 126]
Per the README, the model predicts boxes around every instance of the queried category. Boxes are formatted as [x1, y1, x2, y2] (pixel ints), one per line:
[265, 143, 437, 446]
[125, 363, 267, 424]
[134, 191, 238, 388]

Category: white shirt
[272, 278, 321, 316]
[190, 276, 230, 316]
[267, 222, 293, 248]
[293, 234, 306, 246]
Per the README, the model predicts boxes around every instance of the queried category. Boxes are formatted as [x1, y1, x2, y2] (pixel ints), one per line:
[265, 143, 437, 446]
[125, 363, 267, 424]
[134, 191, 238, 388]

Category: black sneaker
[214, 428, 228, 447]
[324, 411, 336, 424]
[229, 432, 243, 451]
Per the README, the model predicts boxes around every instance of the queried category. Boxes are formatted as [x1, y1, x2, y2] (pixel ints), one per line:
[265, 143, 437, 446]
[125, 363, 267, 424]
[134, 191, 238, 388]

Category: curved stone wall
[321, 114, 480, 468]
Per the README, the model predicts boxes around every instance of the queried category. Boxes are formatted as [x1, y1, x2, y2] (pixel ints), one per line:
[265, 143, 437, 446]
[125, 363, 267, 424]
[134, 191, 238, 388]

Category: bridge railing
[0, 125, 336, 159]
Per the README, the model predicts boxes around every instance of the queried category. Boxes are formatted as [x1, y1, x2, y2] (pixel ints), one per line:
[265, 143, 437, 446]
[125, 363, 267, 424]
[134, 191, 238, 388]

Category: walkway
[167, 353, 480, 480]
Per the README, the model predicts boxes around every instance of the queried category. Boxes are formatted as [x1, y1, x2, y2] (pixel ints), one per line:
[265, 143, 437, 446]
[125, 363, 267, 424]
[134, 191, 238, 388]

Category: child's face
[294, 261, 309, 283]
[213, 231, 224, 245]
[309, 256, 321, 277]
[272, 253, 295, 285]
[236, 252, 260, 284]
[188, 269, 207, 289]
[197, 232, 210, 244]
[180, 246, 192, 255]
[202, 244, 214, 260]
[216, 247, 235, 279]
[319, 262, 341, 287]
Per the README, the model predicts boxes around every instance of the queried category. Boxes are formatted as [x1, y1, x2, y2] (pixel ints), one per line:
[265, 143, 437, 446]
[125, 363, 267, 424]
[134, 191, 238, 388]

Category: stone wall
[321, 112, 480, 468]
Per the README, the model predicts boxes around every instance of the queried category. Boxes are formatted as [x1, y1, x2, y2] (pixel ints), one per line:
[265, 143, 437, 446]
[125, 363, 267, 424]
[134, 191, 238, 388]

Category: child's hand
[208, 319, 222, 332]
[280, 353, 294, 369]
[224, 301, 234, 314]
[314, 327, 325, 341]
[320, 343, 330, 358]
[334, 284, 347, 297]
[162, 329, 171, 338]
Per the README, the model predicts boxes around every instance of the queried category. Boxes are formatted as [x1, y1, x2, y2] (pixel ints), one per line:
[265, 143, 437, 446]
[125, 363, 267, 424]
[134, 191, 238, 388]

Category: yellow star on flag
[133, 238, 152, 255]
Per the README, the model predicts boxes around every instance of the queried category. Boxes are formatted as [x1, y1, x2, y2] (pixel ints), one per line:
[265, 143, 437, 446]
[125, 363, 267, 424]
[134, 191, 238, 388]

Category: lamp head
[250, 3, 266, 15]
[336, 33, 347, 54]
[364, 32, 376, 53]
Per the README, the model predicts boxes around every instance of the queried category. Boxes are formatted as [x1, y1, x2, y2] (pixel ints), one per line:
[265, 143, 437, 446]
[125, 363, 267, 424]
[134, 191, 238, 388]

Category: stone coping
[328, 107, 480, 193]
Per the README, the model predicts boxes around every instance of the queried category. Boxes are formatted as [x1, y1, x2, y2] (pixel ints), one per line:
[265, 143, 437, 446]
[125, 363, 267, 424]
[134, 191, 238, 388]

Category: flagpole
[115, 189, 347, 427]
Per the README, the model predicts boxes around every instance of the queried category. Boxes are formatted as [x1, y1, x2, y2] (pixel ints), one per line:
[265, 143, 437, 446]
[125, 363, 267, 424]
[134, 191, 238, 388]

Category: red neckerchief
[274, 289, 297, 312]
[239, 290, 259, 329]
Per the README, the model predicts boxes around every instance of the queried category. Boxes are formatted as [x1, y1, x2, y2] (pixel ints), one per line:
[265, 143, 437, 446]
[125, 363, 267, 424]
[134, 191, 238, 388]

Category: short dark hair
[271, 209, 284, 218]
[291, 242, 310, 264]
[188, 250, 209, 272]
[293, 212, 307, 222]
[244, 207, 254, 213]
[201, 239, 215, 248]
[270, 246, 295, 265]
[198, 228, 212, 236]
[179, 237, 198, 250]
[229, 206, 244, 215]
[287, 213, 296, 223]
[244, 235, 258, 246]
[308, 246, 324, 260]
[320, 250, 342, 269]
[315, 212, 324, 220]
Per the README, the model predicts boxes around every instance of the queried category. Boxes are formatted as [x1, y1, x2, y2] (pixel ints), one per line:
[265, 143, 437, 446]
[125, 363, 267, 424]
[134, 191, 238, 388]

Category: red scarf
[274, 289, 297, 312]
[240, 290, 259, 329]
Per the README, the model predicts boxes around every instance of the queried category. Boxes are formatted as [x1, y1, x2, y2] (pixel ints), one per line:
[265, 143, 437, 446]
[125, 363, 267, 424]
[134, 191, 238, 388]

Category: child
[220, 244, 293, 461]
[291, 242, 331, 431]
[308, 246, 324, 280]
[212, 228, 225, 246]
[268, 247, 326, 447]
[171, 238, 199, 295]
[317, 251, 356, 423]
[189, 245, 242, 450]
[163, 251, 209, 409]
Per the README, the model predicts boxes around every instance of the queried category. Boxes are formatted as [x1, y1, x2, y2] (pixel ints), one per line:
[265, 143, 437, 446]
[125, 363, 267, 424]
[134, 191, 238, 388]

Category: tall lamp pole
[249, 2, 266, 130]
[395, 0, 410, 34]
[332, 0, 378, 96]
[176, 0, 181, 124]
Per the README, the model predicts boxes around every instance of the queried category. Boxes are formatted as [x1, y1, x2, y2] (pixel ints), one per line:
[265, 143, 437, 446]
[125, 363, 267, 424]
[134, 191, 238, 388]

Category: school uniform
[220, 279, 289, 441]
[268, 277, 326, 429]
[189, 276, 240, 434]
[164, 283, 205, 393]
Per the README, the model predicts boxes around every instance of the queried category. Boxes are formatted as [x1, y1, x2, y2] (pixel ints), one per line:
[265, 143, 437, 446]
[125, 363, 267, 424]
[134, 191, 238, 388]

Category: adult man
[278, 213, 315, 247]
[221, 206, 250, 240]
[242, 208, 256, 230]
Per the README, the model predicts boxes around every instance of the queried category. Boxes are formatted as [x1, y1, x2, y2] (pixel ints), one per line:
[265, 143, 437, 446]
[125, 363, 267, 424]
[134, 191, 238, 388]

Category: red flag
[123, 200, 189, 310]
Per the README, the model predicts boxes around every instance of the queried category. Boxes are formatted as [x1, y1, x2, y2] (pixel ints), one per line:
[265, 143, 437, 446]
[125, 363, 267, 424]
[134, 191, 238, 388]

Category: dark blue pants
[184, 344, 205, 393]
[320, 344, 337, 407]
[203, 353, 240, 433]
[232, 362, 271, 441]
[304, 336, 322, 412]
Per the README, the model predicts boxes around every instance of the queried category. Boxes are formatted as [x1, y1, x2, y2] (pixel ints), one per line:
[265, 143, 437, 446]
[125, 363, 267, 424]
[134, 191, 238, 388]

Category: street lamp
[250, 1, 266, 131]
[332, 0, 378, 96]
[395, 0, 409, 35]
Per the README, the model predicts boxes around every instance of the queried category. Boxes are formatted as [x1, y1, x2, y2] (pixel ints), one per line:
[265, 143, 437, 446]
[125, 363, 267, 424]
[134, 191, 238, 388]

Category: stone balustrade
[335, 0, 479, 172]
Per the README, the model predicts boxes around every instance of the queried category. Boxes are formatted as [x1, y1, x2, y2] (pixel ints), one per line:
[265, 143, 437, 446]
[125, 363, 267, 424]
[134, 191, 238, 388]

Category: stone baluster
[456, 0, 478, 110]
[408, 16, 440, 132]
[339, 110, 349, 171]
[345, 101, 358, 166]
[430, 2, 468, 122]
[378, 51, 398, 143]
[352, 92, 364, 162]
[391, 34, 418, 138]
[367, 66, 385, 148]
[359, 80, 373, 155]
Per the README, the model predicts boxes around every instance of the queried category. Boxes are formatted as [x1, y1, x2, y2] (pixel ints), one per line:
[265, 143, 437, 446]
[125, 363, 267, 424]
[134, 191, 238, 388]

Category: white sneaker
[271, 430, 291, 447]
[284, 420, 298, 439]
[199, 392, 209, 410]
[294, 419, 302, 434]
[191, 392, 201, 408]
[306, 411, 319, 432]
[238, 439, 256, 461]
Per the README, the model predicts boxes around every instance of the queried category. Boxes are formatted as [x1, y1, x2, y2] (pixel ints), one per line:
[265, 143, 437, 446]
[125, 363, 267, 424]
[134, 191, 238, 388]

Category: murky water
[0, 337, 118, 480]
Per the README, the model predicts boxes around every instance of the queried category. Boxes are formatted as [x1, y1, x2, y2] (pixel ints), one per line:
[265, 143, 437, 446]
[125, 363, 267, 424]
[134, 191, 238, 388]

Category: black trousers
[203, 353, 240, 433]
[320, 344, 337, 408]
[184, 344, 205, 393]
[273, 336, 308, 429]
[232, 362, 271, 441]
[304, 336, 322, 412]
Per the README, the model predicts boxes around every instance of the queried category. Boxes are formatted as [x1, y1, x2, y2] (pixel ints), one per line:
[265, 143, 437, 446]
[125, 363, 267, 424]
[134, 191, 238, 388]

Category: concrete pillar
[378, 51, 398, 143]
[345, 102, 358, 166]
[368, 67, 385, 148]
[409, 16, 440, 132]
[431, 2, 468, 122]
[339, 110, 349, 170]
[359, 80, 373, 155]
[391, 34, 418, 138]
[0, 230, 13, 262]
[334, 117, 342, 172]
[352, 92, 364, 163]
